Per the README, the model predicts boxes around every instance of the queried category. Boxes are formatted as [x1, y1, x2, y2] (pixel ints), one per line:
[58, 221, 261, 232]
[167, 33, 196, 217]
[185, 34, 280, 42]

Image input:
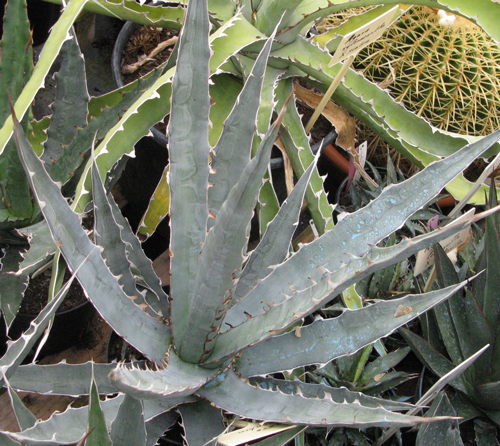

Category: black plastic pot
[112, 21, 169, 147]
[0, 297, 95, 360]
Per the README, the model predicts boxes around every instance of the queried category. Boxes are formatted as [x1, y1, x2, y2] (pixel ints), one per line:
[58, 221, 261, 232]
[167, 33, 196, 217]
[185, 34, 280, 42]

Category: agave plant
[400, 186, 500, 443]
[1, 0, 500, 444]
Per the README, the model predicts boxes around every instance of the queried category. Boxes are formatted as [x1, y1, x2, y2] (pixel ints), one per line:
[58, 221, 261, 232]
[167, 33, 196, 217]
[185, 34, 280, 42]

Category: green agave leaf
[198, 368, 434, 428]
[7, 362, 117, 395]
[233, 150, 319, 302]
[178, 399, 224, 446]
[41, 32, 89, 174]
[110, 394, 146, 446]
[153, 70, 249, 243]
[208, 32, 275, 223]
[0, 0, 89, 156]
[0, 0, 34, 222]
[91, 154, 144, 301]
[3, 376, 38, 431]
[91, 152, 168, 318]
[235, 283, 467, 377]
[5, 395, 123, 445]
[108, 190, 170, 318]
[416, 392, 463, 446]
[223, 131, 500, 331]
[145, 410, 178, 446]
[0, 244, 29, 328]
[109, 351, 218, 399]
[275, 78, 335, 235]
[15, 220, 56, 275]
[45, 0, 185, 28]
[253, 0, 301, 36]
[249, 376, 415, 412]
[12, 101, 171, 364]
[49, 57, 164, 188]
[86, 376, 113, 446]
[168, 0, 211, 360]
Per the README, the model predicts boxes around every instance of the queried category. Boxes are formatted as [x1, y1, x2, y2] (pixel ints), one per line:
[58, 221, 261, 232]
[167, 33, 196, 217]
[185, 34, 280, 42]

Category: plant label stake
[305, 5, 400, 134]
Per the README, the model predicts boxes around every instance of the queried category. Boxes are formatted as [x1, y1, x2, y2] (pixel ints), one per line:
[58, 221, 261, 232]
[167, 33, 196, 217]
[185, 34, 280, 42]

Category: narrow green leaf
[416, 392, 463, 446]
[479, 215, 500, 332]
[361, 347, 410, 383]
[433, 244, 468, 364]
[0, 0, 34, 220]
[400, 328, 469, 395]
[110, 394, 146, 446]
[0, 269, 76, 386]
[86, 375, 112, 446]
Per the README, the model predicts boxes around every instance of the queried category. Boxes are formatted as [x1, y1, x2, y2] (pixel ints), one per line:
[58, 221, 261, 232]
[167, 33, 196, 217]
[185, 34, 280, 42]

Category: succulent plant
[349, 6, 500, 137]
[1, 0, 500, 445]
[401, 186, 500, 438]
